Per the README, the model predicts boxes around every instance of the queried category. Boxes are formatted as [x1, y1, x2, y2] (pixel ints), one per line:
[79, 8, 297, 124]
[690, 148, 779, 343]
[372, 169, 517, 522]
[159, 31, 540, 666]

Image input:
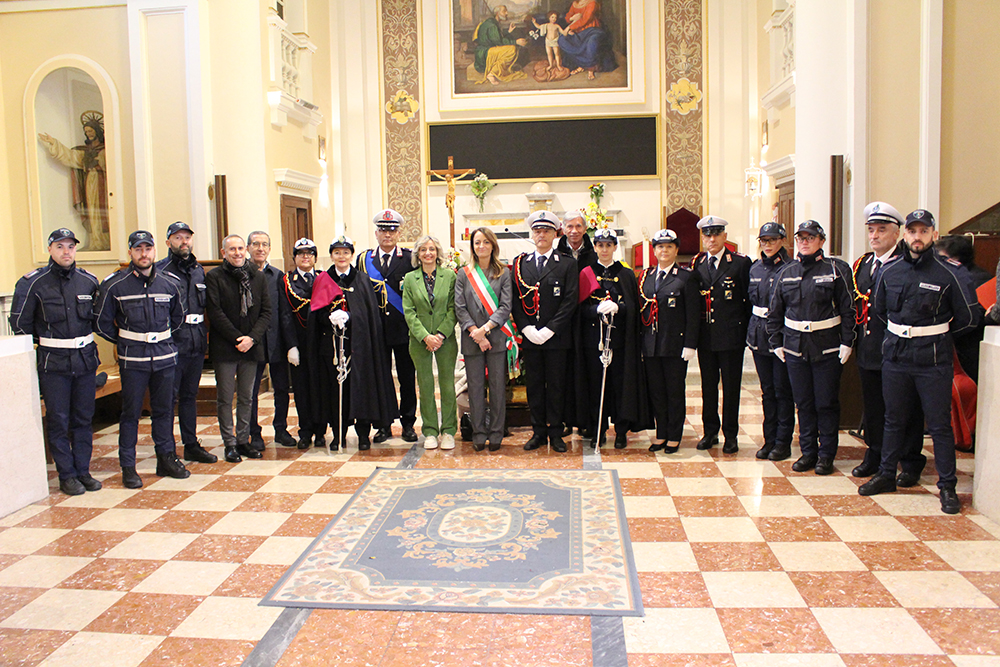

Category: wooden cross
[427, 155, 476, 248]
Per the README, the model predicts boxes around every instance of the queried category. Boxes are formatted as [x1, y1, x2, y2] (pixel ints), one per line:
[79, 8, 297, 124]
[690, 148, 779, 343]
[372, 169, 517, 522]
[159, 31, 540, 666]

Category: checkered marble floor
[1, 367, 998, 667]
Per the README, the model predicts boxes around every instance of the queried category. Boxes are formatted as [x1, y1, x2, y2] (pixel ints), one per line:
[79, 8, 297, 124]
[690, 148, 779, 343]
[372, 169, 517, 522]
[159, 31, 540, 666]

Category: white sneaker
[440, 433, 455, 450]
[424, 435, 438, 450]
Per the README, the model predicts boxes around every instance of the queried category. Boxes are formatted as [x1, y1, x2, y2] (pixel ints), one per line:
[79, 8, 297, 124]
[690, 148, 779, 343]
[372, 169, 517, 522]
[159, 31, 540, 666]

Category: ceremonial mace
[594, 312, 615, 447]
[332, 321, 351, 456]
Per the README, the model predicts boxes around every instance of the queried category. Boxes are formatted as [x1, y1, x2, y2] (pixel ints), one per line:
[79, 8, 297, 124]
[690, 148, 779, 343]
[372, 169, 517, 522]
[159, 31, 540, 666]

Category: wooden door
[776, 180, 795, 253]
[280, 195, 313, 270]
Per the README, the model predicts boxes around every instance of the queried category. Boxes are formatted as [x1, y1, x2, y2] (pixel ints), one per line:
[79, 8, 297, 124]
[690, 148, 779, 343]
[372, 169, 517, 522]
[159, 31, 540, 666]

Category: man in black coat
[511, 211, 579, 452]
[356, 209, 418, 443]
[556, 210, 596, 437]
[691, 215, 752, 454]
[205, 234, 272, 463]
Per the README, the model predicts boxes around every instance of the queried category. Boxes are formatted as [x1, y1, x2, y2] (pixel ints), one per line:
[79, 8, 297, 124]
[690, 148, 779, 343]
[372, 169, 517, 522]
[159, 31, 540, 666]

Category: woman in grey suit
[455, 227, 514, 451]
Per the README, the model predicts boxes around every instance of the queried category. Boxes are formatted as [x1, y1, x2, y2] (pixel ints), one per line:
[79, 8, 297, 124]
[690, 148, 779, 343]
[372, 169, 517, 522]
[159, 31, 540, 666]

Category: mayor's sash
[365, 251, 404, 315]
[464, 264, 520, 376]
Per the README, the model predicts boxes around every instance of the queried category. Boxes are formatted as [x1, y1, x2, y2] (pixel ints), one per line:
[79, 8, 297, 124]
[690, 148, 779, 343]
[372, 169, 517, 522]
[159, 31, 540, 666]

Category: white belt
[185, 314, 204, 325]
[119, 329, 171, 343]
[887, 321, 950, 338]
[752, 306, 769, 318]
[37, 334, 94, 349]
[120, 352, 178, 362]
[784, 315, 841, 333]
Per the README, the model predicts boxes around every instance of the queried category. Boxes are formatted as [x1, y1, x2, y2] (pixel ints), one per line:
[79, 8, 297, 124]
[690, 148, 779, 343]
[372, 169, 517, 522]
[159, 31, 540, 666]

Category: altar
[460, 210, 626, 263]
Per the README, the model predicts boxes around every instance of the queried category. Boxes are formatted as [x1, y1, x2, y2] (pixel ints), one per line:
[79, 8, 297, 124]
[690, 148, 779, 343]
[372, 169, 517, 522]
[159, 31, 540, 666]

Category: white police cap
[696, 215, 729, 233]
[526, 210, 561, 230]
[651, 229, 679, 246]
[864, 202, 904, 226]
[373, 208, 404, 229]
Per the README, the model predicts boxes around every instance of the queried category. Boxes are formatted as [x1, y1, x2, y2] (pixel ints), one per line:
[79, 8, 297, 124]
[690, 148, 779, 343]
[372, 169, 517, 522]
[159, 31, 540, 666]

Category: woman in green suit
[402, 236, 458, 449]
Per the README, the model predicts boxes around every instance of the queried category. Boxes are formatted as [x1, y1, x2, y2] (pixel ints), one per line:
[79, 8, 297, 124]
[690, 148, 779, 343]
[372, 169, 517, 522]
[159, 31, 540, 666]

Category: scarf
[225, 260, 254, 315]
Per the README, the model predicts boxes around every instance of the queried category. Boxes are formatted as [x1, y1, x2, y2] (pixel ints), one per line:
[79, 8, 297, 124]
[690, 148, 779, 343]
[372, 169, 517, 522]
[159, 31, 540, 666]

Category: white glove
[839, 344, 852, 365]
[596, 300, 619, 316]
[774, 347, 786, 363]
[681, 347, 696, 362]
[522, 325, 542, 345]
[329, 310, 350, 329]
[287, 346, 300, 366]
[536, 327, 555, 344]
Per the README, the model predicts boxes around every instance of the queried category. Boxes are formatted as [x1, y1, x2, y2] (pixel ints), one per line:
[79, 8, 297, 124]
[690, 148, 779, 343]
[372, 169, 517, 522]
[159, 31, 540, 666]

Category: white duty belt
[784, 315, 841, 333]
[119, 329, 172, 343]
[887, 321, 950, 338]
[185, 314, 204, 325]
[37, 334, 94, 349]
[752, 305, 769, 318]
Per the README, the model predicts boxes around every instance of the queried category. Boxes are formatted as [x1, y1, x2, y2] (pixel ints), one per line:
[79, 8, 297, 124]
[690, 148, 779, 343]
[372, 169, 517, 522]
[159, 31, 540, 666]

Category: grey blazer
[454, 265, 513, 355]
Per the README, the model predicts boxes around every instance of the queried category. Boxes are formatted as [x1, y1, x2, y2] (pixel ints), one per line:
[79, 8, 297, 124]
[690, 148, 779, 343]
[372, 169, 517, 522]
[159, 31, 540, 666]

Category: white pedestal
[0, 336, 49, 518]
[974, 327, 1000, 523]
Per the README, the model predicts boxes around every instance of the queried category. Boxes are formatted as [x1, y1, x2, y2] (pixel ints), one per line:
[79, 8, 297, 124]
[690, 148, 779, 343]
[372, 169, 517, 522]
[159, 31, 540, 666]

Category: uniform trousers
[752, 351, 795, 448]
[785, 355, 842, 459]
[172, 354, 205, 446]
[859, 366, 927, 472]
[119, 366, 176, 467]
[523, 347, 569, 440]
[39, 371, 96, 479]
[464, 350, 507, 446]
[697, 347, 745, 441]
[409, 336, 458, 437]
[880, 360, 955, 489]
[322, 358, 370, 445]
[586, 348, 629, 435]
[215, 359, 257, 447]
[288, 362, 318, 439]
[386, 342, 417, 429]
[252, 358, 290, 438]
[646, 356, 687, 442]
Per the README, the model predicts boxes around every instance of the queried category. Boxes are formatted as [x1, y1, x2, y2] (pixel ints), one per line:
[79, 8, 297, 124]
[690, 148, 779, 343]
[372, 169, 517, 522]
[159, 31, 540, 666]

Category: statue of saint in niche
[38, 110, 109, 251]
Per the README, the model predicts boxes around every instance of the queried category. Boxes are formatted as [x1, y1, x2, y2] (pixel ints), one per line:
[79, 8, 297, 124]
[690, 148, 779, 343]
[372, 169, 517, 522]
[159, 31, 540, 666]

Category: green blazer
[402, 266, 457, 342]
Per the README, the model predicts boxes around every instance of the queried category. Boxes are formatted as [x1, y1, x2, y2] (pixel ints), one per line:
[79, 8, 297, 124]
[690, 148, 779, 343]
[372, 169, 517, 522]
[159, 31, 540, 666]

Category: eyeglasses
[249, 241, 270, 248]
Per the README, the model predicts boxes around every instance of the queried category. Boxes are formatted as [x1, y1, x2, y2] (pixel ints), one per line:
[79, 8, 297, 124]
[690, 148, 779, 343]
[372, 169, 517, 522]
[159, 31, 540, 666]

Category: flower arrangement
[583, 201, 608, 231]
[469, 173, 495, 212]
[588, 182, 606, 205]
[442, 247, 467, 272]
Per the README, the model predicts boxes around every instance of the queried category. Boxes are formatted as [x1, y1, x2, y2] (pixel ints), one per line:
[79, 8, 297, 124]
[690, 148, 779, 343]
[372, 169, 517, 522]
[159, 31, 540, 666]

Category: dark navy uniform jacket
[511, 250, 579, 350]
[94, 264, 185, 371]
[639, 263, 700, 358]
[746, 247, 790, 355]
[692, 250, 752, 351]
[156, 251, 206, 358]
[257, 263, 285, 363]
[278, 269, 314, 350]
[851, 245, 904, 371]
[582, 261, 633, 350]
[873, 245, 976, 367]
[356, 246, 415, 347]
[9, 260, 100, 375]
[766, 251, 856, 361]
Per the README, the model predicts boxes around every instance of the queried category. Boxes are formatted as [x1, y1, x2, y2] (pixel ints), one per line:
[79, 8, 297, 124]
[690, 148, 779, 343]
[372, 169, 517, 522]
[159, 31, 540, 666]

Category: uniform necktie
[304, 272, 314, 286]
[381, 253, 390, 272]
[709, 255, 718, 280]
[655, 270, 665, 290]
[873, 258, 882, 275]
[537, 254, 547, 273]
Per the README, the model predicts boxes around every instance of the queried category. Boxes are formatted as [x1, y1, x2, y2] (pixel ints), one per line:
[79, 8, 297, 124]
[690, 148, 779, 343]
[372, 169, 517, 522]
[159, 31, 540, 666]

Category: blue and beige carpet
[262, 468, 643, 616]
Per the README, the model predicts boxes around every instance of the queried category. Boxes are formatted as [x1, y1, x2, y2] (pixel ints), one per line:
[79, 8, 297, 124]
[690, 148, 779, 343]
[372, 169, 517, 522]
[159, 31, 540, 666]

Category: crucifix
[427, 155, 475, 248]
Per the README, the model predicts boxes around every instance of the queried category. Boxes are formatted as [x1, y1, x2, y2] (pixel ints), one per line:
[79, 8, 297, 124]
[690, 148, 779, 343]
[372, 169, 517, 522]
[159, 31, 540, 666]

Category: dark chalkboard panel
[428, 116, 658, 180]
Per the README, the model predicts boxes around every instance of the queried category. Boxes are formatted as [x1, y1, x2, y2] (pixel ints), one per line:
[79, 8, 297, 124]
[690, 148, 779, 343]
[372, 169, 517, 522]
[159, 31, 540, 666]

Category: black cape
[557, 233, 597, 429]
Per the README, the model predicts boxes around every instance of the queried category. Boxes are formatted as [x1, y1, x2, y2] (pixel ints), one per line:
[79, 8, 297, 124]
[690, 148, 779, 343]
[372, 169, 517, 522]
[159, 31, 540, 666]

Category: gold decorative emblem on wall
[385, 89, 419, 125]
[666, 78, 701, 115]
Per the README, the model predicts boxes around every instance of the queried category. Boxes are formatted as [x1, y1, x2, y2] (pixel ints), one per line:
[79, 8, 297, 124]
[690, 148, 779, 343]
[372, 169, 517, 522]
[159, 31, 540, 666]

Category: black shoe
[373, 427, 391, 444]
[814, 458, 835, 475]
[156, 453, 191, 479]
[401, 426, 418, 443]
[663, 443, 680, 454]
[550, 436, 567, 453]
[768, 444, 792, 461]
[722, 440, 739, 454]
[488, 441, 501, 452]
[460, 413, 474, 441]
[274, 430, 297, 447]
[296, 436, 311, 450]
[792, 454, 818, 472]
[939, 487, 961, 514]
[236, 443, 263, 460]
[614, 432, 628, 449]
[121, 466, 143, 489]
[59, 477, 85, 496]
[473, 441, 486, 452]
[852, 451, 881, 478]
[183, 442, 218, 464]
[78, 475, 102, 492]
[358, 438, 371, 451]
[249, 433, 266, 452]
[224, 446, 242, 463]
[755, 443, 774, 460]
[696, 434, 719, 450]
[896, 471, 921, 487]
[649, 442, 666, 452]
[314, 434, 326, 449]
[524, 435, 545, 451]
[858, 474, 896, 496]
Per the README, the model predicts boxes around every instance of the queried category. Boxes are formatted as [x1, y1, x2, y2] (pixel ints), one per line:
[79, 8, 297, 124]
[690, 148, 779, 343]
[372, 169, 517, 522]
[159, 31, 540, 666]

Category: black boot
[767, 443, 792, 461]
[939, 487, 961, 514]
[755, 443, 774, 460]
[121, 466, 142, 489]
[235, 443, 263, 459]
[224, 446, 242, 463]
[274, 430, 297, 447]
[183, 441, 218, 464]
[156, 452, 191, 479]
[78, 474, 102, 492]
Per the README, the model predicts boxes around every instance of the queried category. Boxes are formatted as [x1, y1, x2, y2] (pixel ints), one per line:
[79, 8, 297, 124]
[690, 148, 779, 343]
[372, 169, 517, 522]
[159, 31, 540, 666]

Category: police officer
[95, 230, 189, 488]
[639, 229, 698, 454]
[511, 210, 579, 453]
[357, 209, 418, 444]
[279, 238, 321, 449]
[157, 221, 216, 465]
[10, 228, 102, 495]
[850, 202, 925, 479]
[691, 216, 752, 454]
[860, 210, 977, 514]
[747, 222, 795, 461]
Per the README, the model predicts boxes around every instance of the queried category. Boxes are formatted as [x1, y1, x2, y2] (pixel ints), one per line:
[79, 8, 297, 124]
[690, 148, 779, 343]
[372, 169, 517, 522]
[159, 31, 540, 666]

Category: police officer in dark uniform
[747, 222, 795, 462]
[767, 221, 855, 475]
[357, 209, 418, 444]
[156, 221, 216, 465]
[279, 238, 321, 449]
[639, 229, 699, 454]
[95, 230, 189, 488]
[10, 228, 102, 495]
[691, 216, 752, 454]
[511, 210, 579, 453]
[860, 210, 977, 514]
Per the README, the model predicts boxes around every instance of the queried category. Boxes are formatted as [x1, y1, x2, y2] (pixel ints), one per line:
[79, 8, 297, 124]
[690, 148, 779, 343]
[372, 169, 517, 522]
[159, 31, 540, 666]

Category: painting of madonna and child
[452, 0, 628, 94]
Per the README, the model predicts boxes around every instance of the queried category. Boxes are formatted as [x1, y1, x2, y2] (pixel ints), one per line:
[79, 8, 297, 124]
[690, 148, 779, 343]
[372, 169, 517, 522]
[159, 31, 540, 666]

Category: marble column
[0, 336, 49, 518]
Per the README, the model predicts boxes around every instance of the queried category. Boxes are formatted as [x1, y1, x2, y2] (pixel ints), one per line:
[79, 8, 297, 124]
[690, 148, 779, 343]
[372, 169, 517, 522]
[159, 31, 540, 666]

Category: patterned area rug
[262, 468, 643, 616]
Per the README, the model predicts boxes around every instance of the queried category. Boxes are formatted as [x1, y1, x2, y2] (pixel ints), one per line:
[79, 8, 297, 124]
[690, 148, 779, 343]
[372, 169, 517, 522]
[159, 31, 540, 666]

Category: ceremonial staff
[593, 312, 615, 447]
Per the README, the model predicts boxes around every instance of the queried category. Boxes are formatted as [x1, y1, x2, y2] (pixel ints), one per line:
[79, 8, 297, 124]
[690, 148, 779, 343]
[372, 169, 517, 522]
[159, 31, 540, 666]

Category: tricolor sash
[464, 264, 521, 376]
[365, 251, 404, 315]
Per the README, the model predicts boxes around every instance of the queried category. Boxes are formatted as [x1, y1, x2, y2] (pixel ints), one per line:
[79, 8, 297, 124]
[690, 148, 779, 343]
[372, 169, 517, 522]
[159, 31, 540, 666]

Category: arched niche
[24, 56, 124, 264]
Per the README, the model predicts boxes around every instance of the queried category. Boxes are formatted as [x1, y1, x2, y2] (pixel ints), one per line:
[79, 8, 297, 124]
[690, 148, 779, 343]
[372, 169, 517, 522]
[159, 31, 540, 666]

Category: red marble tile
[138, 637, 256, 667]
[847, 542, 953, 571]
[788, 572, 900, 607]
[379, 646, 489, 667]
[200, 475, 270, 492]
[627, 655, 735, 667]
[173, 534, 268, 563]
[212, 563, 288, 598]
[234, 493, 309, 513]
[963, 572, 1000, 606]
[717, 608, 835, 653]
[841, 656, 957, 667]
[33, 530, 131, 557]
[116, 490, 195, 510]
[0, 628, 74, 667]
[659, 462, 724, 478]
[0, 587, 46, 622]
[637, 572, 712, 607]
[691, 542, 782, 571]
[278, 610, 402, 667]
[627, 517, 687, 542]
[910, 608, 1000, 654]
[896, 515, 998, 541]
[316, 477, 368, 493]
[673, 496, 749, 517]
[488, 648, 592, 666]
[390, 611, 492, 649]
[492, 614, 590, 650]
[805, 495, 889, 516]
[273, 513, 333, 538]
[57, 558, 163, 591]
[85, 592, 204, 635]
[728, 477, 798, 496]
[140, 510, 226, 533]
[278, 461, 343, 476]
[752, 517, 841, 542]
[0, 554, 25, 572]
[618, 479, 670, 496]
[15, 507, 106, 529]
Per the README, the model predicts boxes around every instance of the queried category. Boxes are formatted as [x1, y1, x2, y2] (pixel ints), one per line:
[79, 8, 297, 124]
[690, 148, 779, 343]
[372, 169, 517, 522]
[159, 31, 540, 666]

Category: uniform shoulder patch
[23, 269, 39, 279]
[945, 257, 961, 267]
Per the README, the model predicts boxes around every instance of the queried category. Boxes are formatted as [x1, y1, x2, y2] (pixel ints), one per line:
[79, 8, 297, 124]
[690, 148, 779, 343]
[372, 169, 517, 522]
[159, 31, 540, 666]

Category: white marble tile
[0, 527, 69, 555]
[622, 608, 729, 653]
[665, 477, 736, 497]
[0, 504, 49, 527]
[204, 511, 291, 536]
[629, 542, 699, 572]
[768, 542, 868, 572]
[703, 571, 806, 607]
[680, 517, 764, 542]
[593, 462, 665, 479]
[924, 541, 1000, 572]
[788, 477, 864, 496]
[256, 475, 328, 494]
[77, 508, 165, 533]
[245, 536, 315, 565]
[0, 588, 123, 631]
[170, 596, 283, 640]
[56, 489, 138, 509]
[951, 657, 1000, 667]
[145, 474, 219, 492]
[133, 560, 238, 596]
[38, 631, 163, 667]
[0, 555, 94, 588]
[715, 460, 783, 478]
[823, 516, 918, 542]
[99, 532, 198, 561]
[172, 491, 253, 513]
[622, 496, 677, 518]
[295, 494, 351, 515]
[812, 607, 943, 654]
[739, 495, 819, 517]
[870, 493, 949, 516]
[875, 571, 997, 608]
